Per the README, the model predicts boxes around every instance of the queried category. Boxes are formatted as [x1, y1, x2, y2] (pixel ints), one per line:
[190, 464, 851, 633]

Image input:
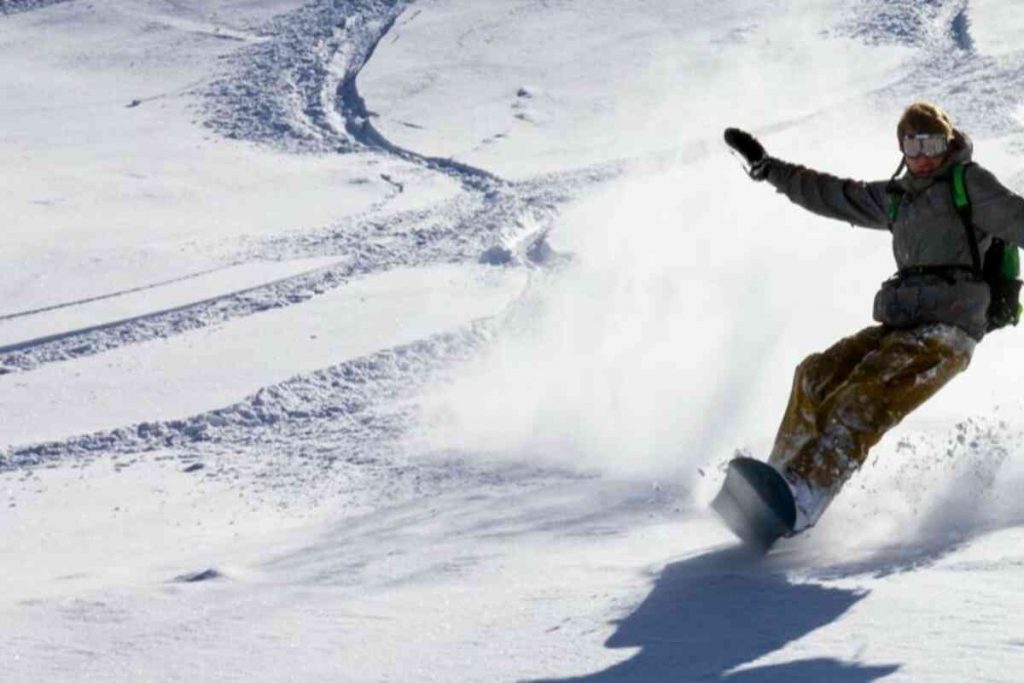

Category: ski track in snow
[0, 0, 627, 483]
[0, 0, 611, 505]
[201, 0, 500, 189]
[0, 265, 231, 324]
[839, 0, 1024, 139]
[202, 0, 410, 156]
[2, 323, 490, 478]
[0, 0, 617, 378]
[0, 163, 611, 370]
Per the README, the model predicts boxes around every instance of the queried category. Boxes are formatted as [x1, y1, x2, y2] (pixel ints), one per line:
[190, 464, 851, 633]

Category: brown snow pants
[768, 324, 975, 491]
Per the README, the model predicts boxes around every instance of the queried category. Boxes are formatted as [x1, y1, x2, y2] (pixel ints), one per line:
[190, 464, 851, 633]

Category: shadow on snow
[533, 546, 899, 682]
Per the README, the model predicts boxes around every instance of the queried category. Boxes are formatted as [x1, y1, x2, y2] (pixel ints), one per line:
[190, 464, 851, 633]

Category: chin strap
[889, 157, 906, 182]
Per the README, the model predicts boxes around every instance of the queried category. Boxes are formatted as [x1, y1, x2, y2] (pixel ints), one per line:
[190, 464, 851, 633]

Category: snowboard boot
[775, 466, 833, 533]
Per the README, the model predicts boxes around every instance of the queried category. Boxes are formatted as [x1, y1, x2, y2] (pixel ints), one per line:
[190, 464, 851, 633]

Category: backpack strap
[887, 161, 984, 274]
[951, 162, 983, 275]
[885, 158, 907, 231]
[886, 192, 902, 229]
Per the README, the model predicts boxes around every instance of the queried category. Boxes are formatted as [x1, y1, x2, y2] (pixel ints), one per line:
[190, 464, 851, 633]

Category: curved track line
[0, 260, 343, 355]
[203, 0, 504, 190]
[336, 10, 504, 192]
[0, 265, 229, 322]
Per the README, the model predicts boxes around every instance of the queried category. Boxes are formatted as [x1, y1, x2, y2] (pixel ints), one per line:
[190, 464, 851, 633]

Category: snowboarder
[718, 102, 1024, 541]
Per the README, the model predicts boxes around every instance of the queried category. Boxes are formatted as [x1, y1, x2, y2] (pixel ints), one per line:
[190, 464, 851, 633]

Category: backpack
[887, 162, 1023, 332]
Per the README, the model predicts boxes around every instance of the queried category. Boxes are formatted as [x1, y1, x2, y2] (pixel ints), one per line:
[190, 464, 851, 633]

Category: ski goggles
[901, 133, 949, 158]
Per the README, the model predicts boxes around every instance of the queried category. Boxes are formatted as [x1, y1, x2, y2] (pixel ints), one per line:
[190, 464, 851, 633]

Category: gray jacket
[764, 131, 1024, 339]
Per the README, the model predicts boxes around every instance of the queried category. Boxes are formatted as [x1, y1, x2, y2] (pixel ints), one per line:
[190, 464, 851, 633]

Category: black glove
[724, 128, 770, 180]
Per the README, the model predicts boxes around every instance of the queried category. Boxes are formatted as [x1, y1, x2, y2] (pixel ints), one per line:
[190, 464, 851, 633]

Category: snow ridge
[839, 0, 1024, 138]
[5, 0, 553, 386]
[833, 0, 963, 49]
[202, 0, 410, 154]
[0, 0, 71, 16]
[202, 0, 503, 196]
[0, 262, 348, 372]
[0, 171, 577, 374]
[334, 13, 503, 191]
[1, 322, 494, 472]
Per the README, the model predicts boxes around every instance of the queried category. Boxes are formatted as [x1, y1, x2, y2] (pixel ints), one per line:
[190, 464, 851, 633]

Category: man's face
[905, 152, 946, 177]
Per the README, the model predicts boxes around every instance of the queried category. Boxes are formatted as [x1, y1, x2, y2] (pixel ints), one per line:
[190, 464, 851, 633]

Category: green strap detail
[1004, 243, 1021, 279]
[949, 162, 983, 274]
[887, 193, 901, 224]
[952, 162, 970, 210]
[951, 161, 1021, 281]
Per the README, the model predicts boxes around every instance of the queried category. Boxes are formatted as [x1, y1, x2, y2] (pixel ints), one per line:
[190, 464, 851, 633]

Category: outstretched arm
[724, 128, 890, 230]
[966, 164, 1024, 247]
[764, 160, 891, 230]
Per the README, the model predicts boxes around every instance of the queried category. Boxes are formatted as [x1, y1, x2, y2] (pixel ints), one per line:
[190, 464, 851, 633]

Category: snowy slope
[3, 0, 1024, 681]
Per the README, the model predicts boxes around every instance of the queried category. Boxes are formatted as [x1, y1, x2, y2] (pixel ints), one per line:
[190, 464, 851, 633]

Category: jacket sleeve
[764, 158, 891, 230]
[966, 163, 1024, 247]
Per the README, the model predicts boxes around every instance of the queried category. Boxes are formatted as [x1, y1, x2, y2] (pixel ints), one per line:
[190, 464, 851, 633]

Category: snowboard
[711, 456, 797, 552]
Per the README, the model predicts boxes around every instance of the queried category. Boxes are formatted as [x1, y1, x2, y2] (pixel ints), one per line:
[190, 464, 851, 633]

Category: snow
[359, 0, 909, 179]
[3, 0, 1024, 680]
[0, 263, 525, 447]
[966, 0, 1024, 56]
[0, 257, 340, 347]
[1, 0, 459, 311]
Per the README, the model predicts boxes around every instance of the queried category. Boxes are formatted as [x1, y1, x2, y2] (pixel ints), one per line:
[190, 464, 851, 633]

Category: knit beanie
[897, 102, 955, 140]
